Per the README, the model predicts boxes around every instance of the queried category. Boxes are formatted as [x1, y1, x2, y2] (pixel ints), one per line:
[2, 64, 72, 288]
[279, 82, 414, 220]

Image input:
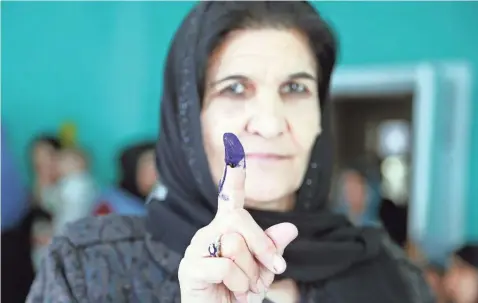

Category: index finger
[217, 132, 246, 212]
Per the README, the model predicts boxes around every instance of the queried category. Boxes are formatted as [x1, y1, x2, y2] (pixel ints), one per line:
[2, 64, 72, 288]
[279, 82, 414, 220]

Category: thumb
[265, 223, 299, 255]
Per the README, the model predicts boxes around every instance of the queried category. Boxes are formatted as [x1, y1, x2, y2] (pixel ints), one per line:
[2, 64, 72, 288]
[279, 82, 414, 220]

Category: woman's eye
[280, 82, 309, 95]
[221, 82, 246, 96]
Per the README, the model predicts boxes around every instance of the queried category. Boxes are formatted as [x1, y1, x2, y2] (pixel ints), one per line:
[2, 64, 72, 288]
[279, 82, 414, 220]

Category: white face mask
[40, 185, 62, 215]
[147, 183, 168, 202]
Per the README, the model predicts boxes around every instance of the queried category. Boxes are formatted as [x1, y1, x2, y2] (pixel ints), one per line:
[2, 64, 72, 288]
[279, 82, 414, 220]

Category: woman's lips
[246, 153, 292, 161]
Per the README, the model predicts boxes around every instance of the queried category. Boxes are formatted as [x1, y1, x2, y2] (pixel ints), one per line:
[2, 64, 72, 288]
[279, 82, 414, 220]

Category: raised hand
[178, 133, 298, 303]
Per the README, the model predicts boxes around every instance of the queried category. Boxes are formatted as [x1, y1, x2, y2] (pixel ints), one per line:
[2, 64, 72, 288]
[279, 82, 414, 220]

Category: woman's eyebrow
[208, 75, 248, 87]
[208, 71, 315, 88]
[287, 72, 316, 81]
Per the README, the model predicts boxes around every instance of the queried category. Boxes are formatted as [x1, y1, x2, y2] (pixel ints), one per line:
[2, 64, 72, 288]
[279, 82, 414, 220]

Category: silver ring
[208, 236, 222, 257]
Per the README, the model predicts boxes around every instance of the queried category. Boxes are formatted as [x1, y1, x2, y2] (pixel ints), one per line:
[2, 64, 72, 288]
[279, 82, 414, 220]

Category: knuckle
[256, 239, 276, 256]
[221, 233, 245, 257]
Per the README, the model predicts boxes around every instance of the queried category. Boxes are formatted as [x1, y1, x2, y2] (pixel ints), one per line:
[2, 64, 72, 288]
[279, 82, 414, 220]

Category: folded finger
[221, 232, 260, 293]
[178, 257, 249, 293]
[220, 210, 286, 275]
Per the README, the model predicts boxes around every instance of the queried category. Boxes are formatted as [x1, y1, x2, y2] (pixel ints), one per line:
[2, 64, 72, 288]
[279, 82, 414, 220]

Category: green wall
[2, 2, 477, 237]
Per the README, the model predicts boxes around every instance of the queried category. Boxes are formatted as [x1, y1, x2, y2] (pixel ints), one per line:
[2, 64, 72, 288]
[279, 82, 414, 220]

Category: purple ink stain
[218, 133, 245, 194]
[223, 133, 245, 168]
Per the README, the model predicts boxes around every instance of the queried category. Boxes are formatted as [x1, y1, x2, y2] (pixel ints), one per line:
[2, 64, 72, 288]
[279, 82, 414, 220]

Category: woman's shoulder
[27, 215, 181, 302]
[59, 214, 146, 246]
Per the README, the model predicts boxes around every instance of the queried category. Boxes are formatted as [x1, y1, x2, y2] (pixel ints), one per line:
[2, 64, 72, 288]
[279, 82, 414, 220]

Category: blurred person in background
[28, 2, 433, 302]
[92, 141, 161, 216]
[334, 156, 409, 248]
[444, 244, 478, 303]
[334, 157, 383, 227]
[28, 135, 61, 270]
[30, 135, 62, 210]
[1, 128, 35, 303]
[52, 147, 97, 234]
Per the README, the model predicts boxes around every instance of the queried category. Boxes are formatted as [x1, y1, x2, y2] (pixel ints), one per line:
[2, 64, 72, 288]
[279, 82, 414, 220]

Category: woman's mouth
[246, 153, 292, 161]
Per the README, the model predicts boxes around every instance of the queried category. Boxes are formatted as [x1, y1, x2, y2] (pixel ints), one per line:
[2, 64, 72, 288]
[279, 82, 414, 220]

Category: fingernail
[273, 255, 286, 274]
[223, 133, 246, 169]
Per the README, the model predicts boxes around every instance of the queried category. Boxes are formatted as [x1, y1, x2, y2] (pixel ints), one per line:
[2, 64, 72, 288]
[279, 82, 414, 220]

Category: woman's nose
[245, 93, 288, 139]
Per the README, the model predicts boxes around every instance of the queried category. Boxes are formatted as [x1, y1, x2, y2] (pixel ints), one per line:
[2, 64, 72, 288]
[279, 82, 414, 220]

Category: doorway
[331, 92, 413, 250]
[332, 92, 413, 172]
[329, 62, 472, 262]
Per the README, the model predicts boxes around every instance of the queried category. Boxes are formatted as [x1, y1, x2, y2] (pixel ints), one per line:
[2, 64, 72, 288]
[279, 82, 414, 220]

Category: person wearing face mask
[52, 148, 98, 234]
[28, 135, 61, 270]
[92, 141, 162, 216]
[27, 2, 433, 303]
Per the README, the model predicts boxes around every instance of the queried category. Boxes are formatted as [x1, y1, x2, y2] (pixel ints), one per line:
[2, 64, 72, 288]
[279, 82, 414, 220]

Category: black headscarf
[119, 141, 156, 200]
[456, 244, 478, 268]
[147, 2, 412, 302]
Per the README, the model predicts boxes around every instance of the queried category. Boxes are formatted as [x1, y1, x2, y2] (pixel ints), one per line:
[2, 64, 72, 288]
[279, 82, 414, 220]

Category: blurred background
[1, 1, 478, 302]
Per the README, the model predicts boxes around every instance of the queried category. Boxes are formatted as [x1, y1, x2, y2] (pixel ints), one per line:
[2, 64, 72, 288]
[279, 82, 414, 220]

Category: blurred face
[444, 257, 478, 303]
[136, 150, 158, 196]
[342, 171, 367, 215]
[202, 29, 321, 208]
[58, 150, 86, 177]
[33, 142, 59, 185]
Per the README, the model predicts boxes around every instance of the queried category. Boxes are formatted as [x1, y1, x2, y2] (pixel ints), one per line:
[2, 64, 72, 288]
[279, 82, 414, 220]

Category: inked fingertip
[223, 133, 245, 168]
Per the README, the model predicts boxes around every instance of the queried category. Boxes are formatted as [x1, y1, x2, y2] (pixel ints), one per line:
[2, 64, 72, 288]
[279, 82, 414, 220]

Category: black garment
[456, 244, 478, 268]
[145, 1, 423, 302]
[118, 141, 156, 201]
[380, 199, 409, 248]
[1, 223, 35, 303]
[1, 206, 51, 303]
[26, 215, 435, 303]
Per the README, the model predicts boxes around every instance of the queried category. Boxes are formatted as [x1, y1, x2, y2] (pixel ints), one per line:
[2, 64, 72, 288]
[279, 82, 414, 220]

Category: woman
[335, 157, 409, 248]
[27, 2, 433, 302]
[334, 157, 383, 227]
[92, 141, 160, 216]
[27, 135, 62, 270]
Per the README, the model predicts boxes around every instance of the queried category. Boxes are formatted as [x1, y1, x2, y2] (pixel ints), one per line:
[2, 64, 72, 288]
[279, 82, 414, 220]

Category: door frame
[329, 61, 472, 243]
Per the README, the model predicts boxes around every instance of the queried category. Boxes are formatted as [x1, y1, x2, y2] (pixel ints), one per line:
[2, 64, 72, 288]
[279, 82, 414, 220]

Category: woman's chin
[244, 178, 292, 206]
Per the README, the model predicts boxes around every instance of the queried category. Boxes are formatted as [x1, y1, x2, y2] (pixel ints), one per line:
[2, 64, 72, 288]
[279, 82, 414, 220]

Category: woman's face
[33, 142, 59, 185]
[342, 171, 367, 215]
[202, 28, 321, 206]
